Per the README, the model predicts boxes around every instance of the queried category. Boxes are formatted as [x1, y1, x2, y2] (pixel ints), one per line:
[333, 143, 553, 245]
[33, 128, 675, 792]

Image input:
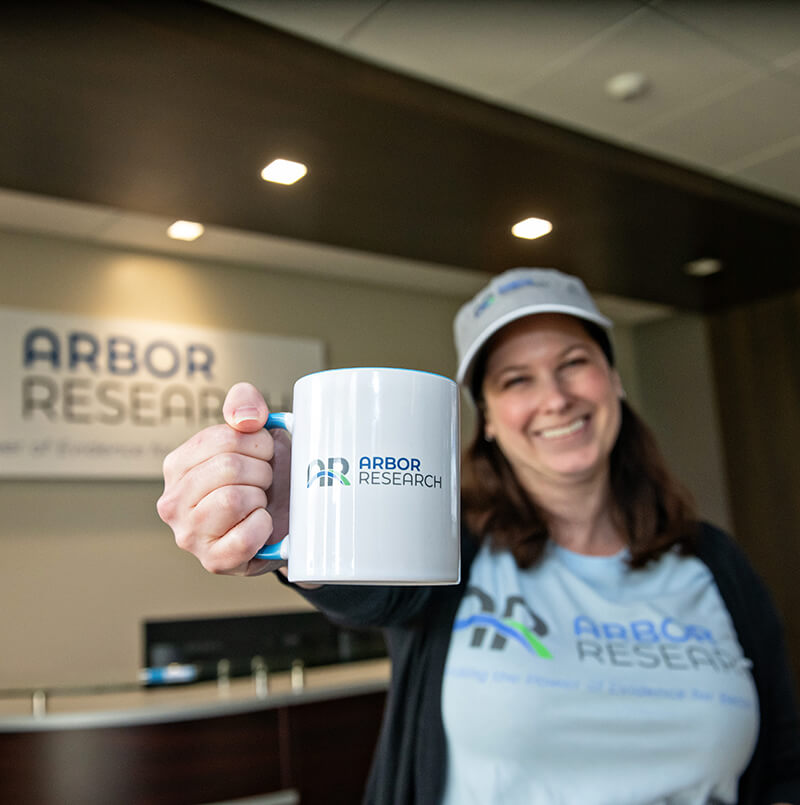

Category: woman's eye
[561, 357, 588, 370]
[502, 375, 529, 389]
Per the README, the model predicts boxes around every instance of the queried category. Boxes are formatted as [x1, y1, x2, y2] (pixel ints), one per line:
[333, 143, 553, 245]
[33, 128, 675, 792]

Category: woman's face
[481, 313, 623, 492]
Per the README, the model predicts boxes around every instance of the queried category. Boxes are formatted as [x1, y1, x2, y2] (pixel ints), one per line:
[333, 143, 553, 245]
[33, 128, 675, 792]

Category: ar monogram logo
[454, 585, 553, 659]
[306, 457, 351, 487]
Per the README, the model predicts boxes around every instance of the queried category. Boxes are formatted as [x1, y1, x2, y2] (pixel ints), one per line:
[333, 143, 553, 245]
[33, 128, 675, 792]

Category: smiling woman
[459, 272, 696, 570]
[158, 266, 800, 804]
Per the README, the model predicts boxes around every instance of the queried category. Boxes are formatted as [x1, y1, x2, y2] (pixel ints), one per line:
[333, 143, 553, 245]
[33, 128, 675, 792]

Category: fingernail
[232, 406, 261, 424]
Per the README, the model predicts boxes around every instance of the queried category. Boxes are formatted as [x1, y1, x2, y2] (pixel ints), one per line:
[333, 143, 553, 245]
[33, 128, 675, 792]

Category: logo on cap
[473, 277, 548, 318]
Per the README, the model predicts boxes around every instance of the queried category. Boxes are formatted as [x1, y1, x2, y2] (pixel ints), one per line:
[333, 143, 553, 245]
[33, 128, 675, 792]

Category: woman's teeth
[539, 417, 587, 440]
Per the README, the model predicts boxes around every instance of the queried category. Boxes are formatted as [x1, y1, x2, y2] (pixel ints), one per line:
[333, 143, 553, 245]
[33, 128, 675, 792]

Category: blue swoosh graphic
[307, 470, 337, 487]
[306, 470, 350, 487]
[454, 614, 550, 658]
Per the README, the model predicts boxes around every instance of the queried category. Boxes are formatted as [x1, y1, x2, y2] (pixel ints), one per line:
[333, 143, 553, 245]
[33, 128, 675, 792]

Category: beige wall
[0, 228, 732, 690]
[629, 314, 733, 532]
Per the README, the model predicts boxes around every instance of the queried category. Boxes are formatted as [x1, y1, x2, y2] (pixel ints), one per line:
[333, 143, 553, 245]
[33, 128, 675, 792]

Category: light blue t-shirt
[441, 541, 758, 805]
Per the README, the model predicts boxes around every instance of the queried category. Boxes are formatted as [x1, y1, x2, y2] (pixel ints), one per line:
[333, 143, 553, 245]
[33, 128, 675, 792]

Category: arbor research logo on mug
[454, 586, 553, 660]
[306, 455, 444, 490]
[306, 458, 351, 487]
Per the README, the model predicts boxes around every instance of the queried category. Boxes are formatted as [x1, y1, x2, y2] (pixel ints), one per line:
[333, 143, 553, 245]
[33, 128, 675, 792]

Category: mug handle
[253, 412, 293, 561]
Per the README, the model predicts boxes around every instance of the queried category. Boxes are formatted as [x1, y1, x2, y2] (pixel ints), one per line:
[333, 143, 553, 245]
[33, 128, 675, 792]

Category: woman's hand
[156, 382, 290, 576]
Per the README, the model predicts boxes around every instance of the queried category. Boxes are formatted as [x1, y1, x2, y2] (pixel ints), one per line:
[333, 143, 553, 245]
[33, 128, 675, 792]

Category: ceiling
[1, 0, 798, 314]
[211, 0, 800, 207]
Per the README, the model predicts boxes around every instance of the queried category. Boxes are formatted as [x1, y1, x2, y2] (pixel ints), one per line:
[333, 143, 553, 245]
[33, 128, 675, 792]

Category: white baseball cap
[454, 267, 613, 390]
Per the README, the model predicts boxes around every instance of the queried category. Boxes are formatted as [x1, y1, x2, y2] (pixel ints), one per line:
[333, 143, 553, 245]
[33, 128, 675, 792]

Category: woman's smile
[535, 414, 591, 441]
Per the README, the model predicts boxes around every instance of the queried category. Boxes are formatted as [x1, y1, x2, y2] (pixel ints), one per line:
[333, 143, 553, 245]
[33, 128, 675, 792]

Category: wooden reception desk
[0, 659, 389, 805]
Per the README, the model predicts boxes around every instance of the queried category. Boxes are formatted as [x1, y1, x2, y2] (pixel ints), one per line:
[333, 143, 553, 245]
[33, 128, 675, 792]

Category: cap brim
[456, 304, 612, 387]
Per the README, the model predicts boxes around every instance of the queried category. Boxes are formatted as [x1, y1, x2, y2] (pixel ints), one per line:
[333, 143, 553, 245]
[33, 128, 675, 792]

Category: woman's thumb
[222, 382, 269, 433]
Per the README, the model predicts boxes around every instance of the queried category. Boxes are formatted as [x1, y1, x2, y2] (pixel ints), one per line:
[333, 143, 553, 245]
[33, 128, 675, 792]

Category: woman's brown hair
[461, 392, 699, 569]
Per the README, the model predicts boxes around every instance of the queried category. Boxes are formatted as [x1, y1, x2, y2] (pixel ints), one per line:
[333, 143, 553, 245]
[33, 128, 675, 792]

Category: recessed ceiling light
[167, 220, 205, 241]
[605, 72, 650, 101]
[261, 158, 307, 185]
[684, 258, 723, 277]
[511, 217, 553, 240]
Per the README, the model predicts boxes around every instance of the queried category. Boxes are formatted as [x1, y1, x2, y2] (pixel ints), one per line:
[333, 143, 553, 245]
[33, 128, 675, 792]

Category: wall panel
[707, 289, 800, 682]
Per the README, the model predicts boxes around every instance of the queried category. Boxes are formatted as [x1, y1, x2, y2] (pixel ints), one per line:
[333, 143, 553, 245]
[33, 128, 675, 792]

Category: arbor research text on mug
[257, 367, 461, 585]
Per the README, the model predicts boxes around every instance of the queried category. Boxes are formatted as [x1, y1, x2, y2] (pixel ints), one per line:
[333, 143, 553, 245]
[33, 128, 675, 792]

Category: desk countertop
[0, 658, 391, 731]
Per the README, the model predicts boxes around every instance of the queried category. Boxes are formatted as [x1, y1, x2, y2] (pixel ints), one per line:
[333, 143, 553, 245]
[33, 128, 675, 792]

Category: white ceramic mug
[255, 367, 460, 585]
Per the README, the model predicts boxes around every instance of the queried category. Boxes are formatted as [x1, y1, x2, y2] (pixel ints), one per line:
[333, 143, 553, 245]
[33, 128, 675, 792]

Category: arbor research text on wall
[0, 307, 324, 479]
[22, 328, 227, 427]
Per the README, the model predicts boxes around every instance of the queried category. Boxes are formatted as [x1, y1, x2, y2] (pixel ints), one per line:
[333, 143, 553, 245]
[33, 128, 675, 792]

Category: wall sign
[0, 307, 325, 479]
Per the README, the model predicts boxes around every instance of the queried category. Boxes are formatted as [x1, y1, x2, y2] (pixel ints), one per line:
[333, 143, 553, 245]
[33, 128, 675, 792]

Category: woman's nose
[538, 375, 571, 413]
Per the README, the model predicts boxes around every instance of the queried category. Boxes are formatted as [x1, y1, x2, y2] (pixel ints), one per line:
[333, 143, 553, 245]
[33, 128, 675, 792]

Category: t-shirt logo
[454, 585, 553, 659]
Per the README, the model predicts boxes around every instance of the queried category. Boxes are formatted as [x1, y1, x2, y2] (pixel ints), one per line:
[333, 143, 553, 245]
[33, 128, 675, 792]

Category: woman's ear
[611, 368, 625, 400]
[482, 405, 496, 442]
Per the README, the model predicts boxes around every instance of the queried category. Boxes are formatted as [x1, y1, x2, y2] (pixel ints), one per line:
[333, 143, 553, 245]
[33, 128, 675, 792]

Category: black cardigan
[290, 523, 800, 804]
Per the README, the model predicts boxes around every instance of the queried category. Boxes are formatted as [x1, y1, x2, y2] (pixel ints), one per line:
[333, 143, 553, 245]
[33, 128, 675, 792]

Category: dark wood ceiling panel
[1, 0, 798, 310]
